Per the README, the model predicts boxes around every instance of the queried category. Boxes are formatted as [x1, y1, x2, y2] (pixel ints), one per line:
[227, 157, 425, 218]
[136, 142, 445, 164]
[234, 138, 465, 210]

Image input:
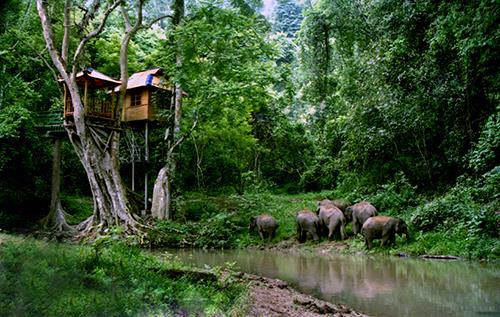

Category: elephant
[361, 216, 409, 249]
[317, 203, 346, 240]
[249, 214, 279, 241]
[296, 209, 320, 243]
[345, 201, 378, 235]
[316, 199, 350, 214]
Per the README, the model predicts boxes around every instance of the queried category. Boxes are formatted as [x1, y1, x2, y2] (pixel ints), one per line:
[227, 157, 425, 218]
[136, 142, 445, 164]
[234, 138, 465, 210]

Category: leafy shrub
[469, 108, 500, 174]
[367, 172, 421, 215]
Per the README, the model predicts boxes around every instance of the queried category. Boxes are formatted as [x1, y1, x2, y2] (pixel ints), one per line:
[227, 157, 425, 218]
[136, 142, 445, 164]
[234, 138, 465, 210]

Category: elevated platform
[36, 110, 66, 138]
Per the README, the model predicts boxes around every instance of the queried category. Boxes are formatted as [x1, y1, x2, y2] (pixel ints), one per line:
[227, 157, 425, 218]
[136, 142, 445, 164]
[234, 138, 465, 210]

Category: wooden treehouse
[119, 67, 172, 122]
[63, 67, 172, 124]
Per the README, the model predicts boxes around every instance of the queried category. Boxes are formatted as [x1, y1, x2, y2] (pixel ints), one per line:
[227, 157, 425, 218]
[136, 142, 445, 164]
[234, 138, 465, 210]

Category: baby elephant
[361, 216, 409, 249]
[296, 209, 320, 243]
[249, 214, 279, 241]
[345, 201, 378, 235]
[317, 201, 346, 240]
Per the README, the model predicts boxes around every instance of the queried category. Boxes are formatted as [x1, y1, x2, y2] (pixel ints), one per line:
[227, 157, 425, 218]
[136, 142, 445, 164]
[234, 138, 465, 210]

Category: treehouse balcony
[64, 89, 119, 120]
[63, 68, 121, 121]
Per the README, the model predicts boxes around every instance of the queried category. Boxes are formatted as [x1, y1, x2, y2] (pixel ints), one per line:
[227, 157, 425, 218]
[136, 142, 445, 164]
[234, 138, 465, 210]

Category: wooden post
[132, 159, 135, 191]
[143, 121, 149, 215]
[84, 79, 88, 115]
[63, 84, 67, 116]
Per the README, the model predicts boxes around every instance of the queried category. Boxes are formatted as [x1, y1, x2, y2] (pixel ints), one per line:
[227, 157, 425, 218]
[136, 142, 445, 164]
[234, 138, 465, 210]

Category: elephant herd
[250, 199, 409, 250]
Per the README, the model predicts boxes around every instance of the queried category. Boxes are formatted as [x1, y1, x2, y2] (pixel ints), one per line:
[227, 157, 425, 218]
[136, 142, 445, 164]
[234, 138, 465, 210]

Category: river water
[168, 249, 500, 317]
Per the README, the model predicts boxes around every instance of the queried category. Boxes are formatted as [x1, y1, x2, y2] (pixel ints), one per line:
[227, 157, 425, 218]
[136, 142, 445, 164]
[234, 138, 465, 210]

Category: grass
[0, 234, 247, 317]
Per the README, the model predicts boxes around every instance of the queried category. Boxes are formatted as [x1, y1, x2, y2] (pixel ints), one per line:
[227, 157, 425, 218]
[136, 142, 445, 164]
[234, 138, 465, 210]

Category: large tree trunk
[36, 0, 143, 237]
[151, 0, 184, 220]
[72, 125, 141, 235]
[151, 166, 171, 220]
[41, 138, 73, 233]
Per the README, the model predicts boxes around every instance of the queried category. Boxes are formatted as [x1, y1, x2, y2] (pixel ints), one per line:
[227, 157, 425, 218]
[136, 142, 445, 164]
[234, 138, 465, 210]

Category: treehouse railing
[86, 95, 117, 119]
[64, 91, 119, 121]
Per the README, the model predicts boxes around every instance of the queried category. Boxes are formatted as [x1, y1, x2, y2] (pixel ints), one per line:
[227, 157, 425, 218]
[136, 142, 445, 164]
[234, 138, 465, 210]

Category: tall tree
[35, 0, 152, 236]
[161, 5, 276, 194]
[151, 0, 185, 220]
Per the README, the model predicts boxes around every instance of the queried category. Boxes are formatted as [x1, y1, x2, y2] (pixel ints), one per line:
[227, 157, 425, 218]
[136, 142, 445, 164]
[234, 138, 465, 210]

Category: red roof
[115, 67, 170, 91]
[76, 68, 121, 88]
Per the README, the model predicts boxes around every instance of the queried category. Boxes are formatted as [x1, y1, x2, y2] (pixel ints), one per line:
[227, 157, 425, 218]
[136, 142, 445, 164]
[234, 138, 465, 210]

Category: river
[167, 249, 500, 317]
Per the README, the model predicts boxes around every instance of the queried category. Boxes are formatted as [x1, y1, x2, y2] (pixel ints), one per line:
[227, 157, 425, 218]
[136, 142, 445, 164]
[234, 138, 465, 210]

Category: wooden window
[132, 92, 142, 106]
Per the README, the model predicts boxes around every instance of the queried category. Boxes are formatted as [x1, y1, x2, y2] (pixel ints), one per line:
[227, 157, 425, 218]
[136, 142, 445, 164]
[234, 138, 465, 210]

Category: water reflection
[169, 249, 500, 317]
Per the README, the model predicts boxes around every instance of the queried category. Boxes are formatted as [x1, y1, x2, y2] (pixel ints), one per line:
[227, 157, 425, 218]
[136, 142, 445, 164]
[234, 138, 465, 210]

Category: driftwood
[419, 255, 461, 260]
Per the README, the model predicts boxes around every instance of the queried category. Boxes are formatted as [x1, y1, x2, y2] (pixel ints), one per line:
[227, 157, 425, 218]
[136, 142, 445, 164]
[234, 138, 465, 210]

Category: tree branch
[72, 0, 121, 74]
[118, 0, 145, 105]
[61, 0, 71, 65]
[121, 4, 132, 29]
[141, 14, 173, 30]
[169, 113, 197, 155]
[77, 0, 100, 30]
[36, 0, 68, 81]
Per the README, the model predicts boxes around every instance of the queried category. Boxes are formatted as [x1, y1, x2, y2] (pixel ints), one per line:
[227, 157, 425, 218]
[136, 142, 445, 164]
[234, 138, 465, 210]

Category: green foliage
[297, 0, 500, 191]
[365, 173, 421, 216]
[0, 0, 62, 224]
[469, 106, 500, 174]
[155, 4, 280, 194]
[60, 195, 93, 224]
[0, 235, 246, 316]
[272, 0, 303, 38]
[411, 170, 499, 233]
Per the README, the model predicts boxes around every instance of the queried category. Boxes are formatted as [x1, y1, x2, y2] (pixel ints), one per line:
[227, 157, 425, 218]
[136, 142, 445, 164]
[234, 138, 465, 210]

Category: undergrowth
[148, 168, 499, 260]
[0, 234, 246, 317]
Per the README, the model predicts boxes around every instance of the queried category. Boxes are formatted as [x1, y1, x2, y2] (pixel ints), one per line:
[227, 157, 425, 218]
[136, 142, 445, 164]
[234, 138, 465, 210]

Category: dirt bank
[244, 273, 369, 317]
[250, 237, 364, 258]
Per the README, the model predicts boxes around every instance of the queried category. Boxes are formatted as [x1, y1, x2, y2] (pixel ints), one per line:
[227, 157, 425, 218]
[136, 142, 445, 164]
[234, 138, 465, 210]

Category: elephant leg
[318, 222, 325, 237]
[311, 230, 319, 241]
[340, 224, 346, 240]
[353, 220, 359, 235]
[364, 235, 372, 249]
[390, 234, 396, 246]
[381, 235, 388, 247]
[258, 229, 265, 240]
[327, 222, 335, 239]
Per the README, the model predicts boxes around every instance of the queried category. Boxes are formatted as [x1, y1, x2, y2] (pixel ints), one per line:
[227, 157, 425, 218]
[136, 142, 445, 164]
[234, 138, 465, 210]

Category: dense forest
[1, 0, 499, 254]
[0, 0, 499, 315]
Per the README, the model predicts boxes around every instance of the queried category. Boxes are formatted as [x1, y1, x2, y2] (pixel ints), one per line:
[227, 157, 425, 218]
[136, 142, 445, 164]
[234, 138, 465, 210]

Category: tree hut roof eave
[57, 68, 121, 88]
[114, 67, 171, 91]
[78, 68, 121, 87]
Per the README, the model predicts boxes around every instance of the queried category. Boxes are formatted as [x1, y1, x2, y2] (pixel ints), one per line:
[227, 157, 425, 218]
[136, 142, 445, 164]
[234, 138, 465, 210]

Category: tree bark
[151, 166, 171, 220]
[41, 138, 73, 232]
[36, 0, 143, 237]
